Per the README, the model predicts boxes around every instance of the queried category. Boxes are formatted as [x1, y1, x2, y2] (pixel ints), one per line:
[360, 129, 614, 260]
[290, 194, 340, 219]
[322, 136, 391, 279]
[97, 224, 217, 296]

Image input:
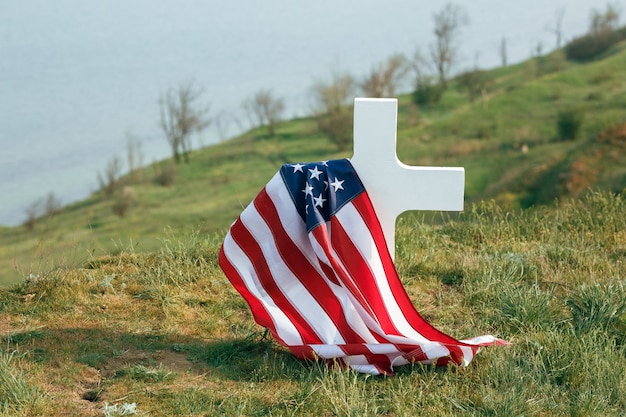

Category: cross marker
[350, 98, 465, 259]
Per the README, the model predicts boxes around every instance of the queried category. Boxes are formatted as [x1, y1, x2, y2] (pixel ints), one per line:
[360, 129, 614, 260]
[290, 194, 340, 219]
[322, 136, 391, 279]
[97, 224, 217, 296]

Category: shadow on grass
[2, 326, 458, 384]
[1, 326, 309, 382]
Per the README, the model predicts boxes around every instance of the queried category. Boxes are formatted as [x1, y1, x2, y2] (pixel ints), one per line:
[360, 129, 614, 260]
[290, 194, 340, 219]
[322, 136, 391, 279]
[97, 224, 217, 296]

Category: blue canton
[280, 159, 365, 232]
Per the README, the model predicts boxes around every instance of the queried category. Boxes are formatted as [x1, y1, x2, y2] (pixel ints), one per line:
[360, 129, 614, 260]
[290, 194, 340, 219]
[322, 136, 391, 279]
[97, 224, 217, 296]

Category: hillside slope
[1, 44, 626, 286]
[396, 43, 626, 206]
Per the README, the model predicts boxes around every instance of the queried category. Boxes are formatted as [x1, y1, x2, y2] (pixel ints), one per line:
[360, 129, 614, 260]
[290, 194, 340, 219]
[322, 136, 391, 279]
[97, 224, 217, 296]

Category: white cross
[350, 98, 465, 260]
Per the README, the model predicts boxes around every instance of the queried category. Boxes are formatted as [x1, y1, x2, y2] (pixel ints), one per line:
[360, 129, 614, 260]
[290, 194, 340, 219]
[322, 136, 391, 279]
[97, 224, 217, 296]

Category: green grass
[1, 39, 626, 414]
[0, 347, 46, 415]
[0, 191, 625, 416]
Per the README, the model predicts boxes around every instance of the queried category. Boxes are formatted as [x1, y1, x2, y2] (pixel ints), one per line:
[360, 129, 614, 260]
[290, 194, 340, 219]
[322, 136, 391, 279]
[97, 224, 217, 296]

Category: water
[0, 0, 616, 226]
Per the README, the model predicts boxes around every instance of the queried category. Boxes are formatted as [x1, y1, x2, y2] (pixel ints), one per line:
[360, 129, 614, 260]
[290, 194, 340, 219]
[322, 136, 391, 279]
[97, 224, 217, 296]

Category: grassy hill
[1, 34, 626, 415]
[1, 193, 624, 415]
[2, 42, 626, 286]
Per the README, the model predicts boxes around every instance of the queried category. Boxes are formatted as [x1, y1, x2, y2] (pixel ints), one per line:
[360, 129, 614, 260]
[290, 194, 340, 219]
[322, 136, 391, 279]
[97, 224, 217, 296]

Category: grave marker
[350, 98, 465, 259]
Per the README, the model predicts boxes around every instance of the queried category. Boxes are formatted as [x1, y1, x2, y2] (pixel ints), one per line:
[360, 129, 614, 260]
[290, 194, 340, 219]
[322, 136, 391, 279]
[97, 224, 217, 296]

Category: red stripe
[368, 355, 392, 375]
[290, 343, 392, 375]
[312, 225, 392, 345]
[228, 217, 321, 344]
[403, 345, 428, 363]
[253, 189, 370, 345]
[218, 241, 286, 346]
[310, 226, 378, 321]
[318, 261, 340, 286]
[288, 345, 316, 360]
[351, 194, 471, 351]
[327, 211, 402, 336]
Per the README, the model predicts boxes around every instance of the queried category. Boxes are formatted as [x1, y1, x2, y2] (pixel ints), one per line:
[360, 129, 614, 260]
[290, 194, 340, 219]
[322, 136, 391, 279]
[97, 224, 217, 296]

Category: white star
[302, 183, 314, 196]
[321, 160, 329, 166]
[291, 163, 305, 173]
[330, 177, 344, 192]
[313, 193, 327, 208]
[308, 166, 323, 180]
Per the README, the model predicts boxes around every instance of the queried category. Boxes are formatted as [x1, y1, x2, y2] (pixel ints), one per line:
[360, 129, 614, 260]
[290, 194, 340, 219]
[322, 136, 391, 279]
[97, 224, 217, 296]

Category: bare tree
[24, 198, 43, 231]
[590, 3, 621, 34]
[410, 49, 443, 105]
[410, 49, 431, 88]
[159, 82, 210, 164]
[112, 186, 136, 218]
[126, 132, 144, 183]
[243, 89, 285, 136]
[44, 192, 62, 217]
[499, 37, 508, 67]
[546, 7, 566, 49]
[359, 54, 409, 98]
[533, 41, 544, 58]
[98, 156, 122, 198]
[23, 192, 62, 230]
[153, 160, 177, 187]
[311, 73, 356, 151]
[213, 110, 232, 142]
[430, 3, 469, 88]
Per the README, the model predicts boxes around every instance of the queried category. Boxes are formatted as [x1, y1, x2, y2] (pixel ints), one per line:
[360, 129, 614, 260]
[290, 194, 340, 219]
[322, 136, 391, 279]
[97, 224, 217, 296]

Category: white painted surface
[350, 98, 465, 259]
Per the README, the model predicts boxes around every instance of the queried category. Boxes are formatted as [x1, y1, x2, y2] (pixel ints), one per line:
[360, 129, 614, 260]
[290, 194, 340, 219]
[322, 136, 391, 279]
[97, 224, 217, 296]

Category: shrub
[154, 162, 177, 186]
[316, 110, 353, 151]
[112, 186, 136, 217]
[98, 156, 123, 198]
[458, 68, 488, 103]
[564, 27, 626, 62]
[23, 199, 42, 231]
[311, 73, 355, 151]
[557, 109, 584, 141]
[412, 77, 444, 106]
[586, 91, 604, 101]
[22, 192, 62, 231]
[542, 50, 566, 74]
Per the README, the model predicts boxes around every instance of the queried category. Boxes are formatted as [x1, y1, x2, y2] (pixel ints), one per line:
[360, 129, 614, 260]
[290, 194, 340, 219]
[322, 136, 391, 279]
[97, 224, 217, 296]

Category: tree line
[142, 2, 625, 162]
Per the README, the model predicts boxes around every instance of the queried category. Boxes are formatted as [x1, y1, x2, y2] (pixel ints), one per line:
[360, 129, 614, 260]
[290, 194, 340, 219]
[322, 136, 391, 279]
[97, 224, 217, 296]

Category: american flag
[219, 159, 507, 375]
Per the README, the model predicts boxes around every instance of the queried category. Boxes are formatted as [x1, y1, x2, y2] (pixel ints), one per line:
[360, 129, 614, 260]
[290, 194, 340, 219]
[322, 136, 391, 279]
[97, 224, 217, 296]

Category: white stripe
[350, 364, 381, 375]
[310, 344, 346, 358]
[310, 340, 451, 364]
[222, 233, 303, 345]
[311, 344, 408, 374]
[460, 346, 475, 366]
[309, 343, 401, 356]
[239, 203, 345, 344]
[335, 203, 433, 343]
[421, 342, 452, 359]
[309, 226, 397, 341]
[391, 355, 411, 368]
[461, 335, 497, 345]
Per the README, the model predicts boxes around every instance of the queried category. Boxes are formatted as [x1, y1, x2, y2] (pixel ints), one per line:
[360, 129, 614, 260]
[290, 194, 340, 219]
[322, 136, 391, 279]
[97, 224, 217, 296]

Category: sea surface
[0, 0, 616, 226]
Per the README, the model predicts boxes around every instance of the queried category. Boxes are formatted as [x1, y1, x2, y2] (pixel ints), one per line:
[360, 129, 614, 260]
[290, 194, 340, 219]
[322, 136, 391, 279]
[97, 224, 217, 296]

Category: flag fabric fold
[219, 158, 507, 375]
